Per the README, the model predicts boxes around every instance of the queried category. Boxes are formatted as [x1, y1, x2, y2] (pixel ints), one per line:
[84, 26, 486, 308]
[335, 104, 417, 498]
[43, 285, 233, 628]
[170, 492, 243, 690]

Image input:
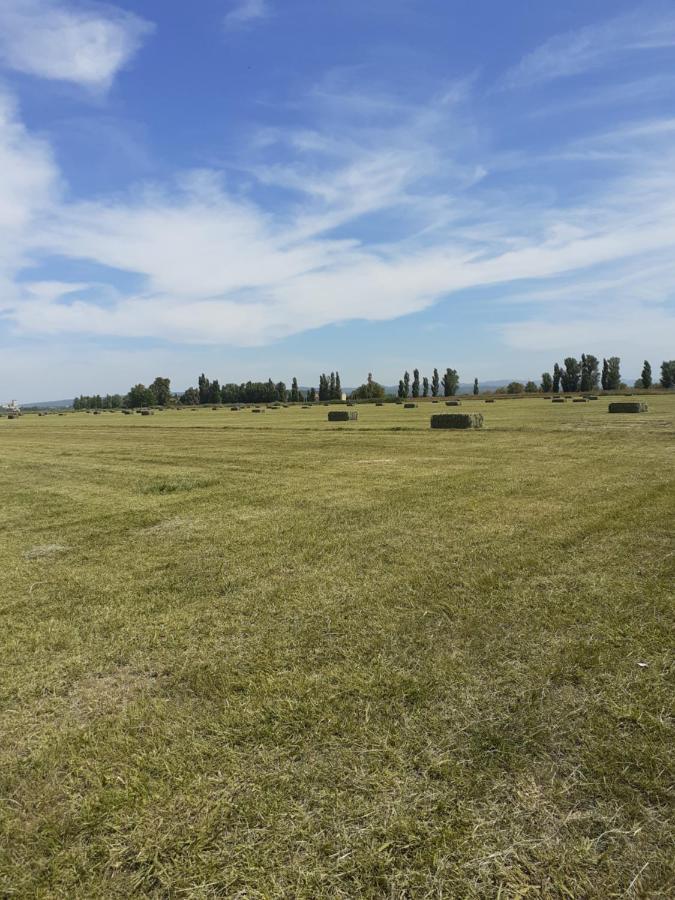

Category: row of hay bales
[326, 410, 483, 428]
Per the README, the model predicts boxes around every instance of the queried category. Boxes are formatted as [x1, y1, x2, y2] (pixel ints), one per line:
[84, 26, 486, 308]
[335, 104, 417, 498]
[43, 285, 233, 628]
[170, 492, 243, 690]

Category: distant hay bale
[573, 398, 587, 403]
[585, 395, 598, 400]
[609, 402, 648, 413]
[252, 408, 264, 413]
[141, 410, 153, 416]
[552, 398, 565, 403]
[432, 400, 438, 403]
[122, 410, 132, 415]
[301, 404, 311, 408]
[93, 411, 101, 415]
[485, 399, 495, 403]
[375, 402, 384, 406]
[403, 402, 417, 408]
[7, 414, 17, 420]
[328, 410, 358, 422]
[230, 406, 239, 411]
[445, 400, 461, 406]
[431, 413, 483, 430]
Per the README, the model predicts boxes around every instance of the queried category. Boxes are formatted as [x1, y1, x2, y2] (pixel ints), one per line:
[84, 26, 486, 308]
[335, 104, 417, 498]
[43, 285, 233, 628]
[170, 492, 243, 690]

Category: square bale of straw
[252, 408, 264, 413]
[403, 402, 417, 408]
[608, 402, 648, 413]
[573, 398, 587, 403]
[485, 399, 495, 403]
[328, 410, 358, 422]
[445, 400, 461, 406]
[552, 398, 566, 403]
[431, 413, 483, 429]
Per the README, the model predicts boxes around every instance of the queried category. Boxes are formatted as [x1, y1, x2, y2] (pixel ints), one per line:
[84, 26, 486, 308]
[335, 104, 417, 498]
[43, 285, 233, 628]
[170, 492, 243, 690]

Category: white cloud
[223, 0, 270, 30]
[0, 74, 674, 362]
[0, 0, 153, 90]
[505, 7, 675, 88]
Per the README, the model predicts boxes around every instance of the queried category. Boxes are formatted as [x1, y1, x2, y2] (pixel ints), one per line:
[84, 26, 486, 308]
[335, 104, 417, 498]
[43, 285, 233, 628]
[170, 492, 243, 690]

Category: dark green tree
[606, 357, 621, 390]
[334, 372, 341, 399]
[208, 380, 221, 404]
[601, 359, 609, 391]
[431, 368, 440, 397]
[149, 377, 171, 406]
[276, 382, 287, 402]
[127, 384, 154, 408]
[290, 377, 300, 403]
[351, 373, 385, 400]
[397, 379, 406, 399]
[422, 376, 429, 397]
[181, 387, 200, 405]
[641, 360, 652, 389]
[403, 371, 410, 398]
[560, 357, 581, 392]
[473, 378, 479, 395]
[412, 369, 420, 398]
[580, 354, 599, 391]
[524, 381, 538, 393]
[442, 368, 459, 396]
[198, 373, 210, 404]
[541, 372, 553, 393]
[507, 381, 525, 394]
[553, 363, 561, 393]
[660, 360, 675, 388]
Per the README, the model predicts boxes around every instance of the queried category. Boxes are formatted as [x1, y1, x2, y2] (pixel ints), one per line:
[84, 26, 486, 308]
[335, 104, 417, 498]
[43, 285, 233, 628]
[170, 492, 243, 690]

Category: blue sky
[1, 0, 674, 398]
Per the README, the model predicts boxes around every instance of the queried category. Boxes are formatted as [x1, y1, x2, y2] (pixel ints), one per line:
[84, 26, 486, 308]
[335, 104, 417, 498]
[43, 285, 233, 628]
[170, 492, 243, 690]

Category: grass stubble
[0, 397, 673, 897]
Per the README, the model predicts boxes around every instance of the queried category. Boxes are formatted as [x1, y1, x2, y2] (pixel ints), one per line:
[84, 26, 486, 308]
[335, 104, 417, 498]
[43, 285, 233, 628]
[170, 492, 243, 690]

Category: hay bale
[445, 400, 461, 406]
[301, 405, 311, 408]
[585, 395, 598, 400]
[573, 398, 587, 403]
[608, 402, 648, 413]
[141, 410, 153, 416]
[431, 413, 483, 430]
[230, 406, 239, 411]
[403, 402, 417, 409]
[328, 410, 358, 422]
[375, 402, 384, 406]
[7, 414, 17, 420]
[552, 398, 565, 403]
[485, 399, 495, 403]
[252, 408, 264, 413]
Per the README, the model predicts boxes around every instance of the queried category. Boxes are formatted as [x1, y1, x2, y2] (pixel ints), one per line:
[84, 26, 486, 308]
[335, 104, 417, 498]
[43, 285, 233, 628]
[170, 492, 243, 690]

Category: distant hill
[18, 399, 74, 409]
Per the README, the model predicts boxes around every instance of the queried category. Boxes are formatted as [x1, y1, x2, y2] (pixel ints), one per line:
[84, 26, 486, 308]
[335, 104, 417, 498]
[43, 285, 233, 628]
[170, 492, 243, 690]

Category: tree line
[71, 358, 675, 409]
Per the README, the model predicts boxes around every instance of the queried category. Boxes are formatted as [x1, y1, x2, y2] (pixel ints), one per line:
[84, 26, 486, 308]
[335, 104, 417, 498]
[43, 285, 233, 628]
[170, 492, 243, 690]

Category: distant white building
[341, 392, 347, 401]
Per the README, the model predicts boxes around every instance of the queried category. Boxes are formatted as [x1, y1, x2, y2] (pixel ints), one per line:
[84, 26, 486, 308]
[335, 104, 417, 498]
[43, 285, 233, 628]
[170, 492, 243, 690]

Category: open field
[1, 397, 674, 898]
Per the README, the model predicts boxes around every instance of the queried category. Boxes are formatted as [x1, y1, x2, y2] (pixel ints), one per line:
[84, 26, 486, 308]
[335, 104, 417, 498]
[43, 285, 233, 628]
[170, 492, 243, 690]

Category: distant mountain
[18, 399, 74, 409]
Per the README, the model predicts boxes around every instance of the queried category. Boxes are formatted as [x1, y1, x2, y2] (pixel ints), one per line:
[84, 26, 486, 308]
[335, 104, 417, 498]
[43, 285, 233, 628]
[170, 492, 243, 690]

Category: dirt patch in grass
[22, 544, 68, 559]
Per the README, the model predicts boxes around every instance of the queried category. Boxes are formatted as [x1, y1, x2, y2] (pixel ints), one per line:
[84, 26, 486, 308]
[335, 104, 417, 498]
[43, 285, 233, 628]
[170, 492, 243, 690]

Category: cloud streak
[223, 0, 271, 30]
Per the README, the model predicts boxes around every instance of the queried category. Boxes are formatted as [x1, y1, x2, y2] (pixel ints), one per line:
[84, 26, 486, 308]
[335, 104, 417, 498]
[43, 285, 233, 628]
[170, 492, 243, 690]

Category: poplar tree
[442, 368, 459, 396]
[422, 376, 429, 397]
[541, 372, 553, 393]
[431, 368, 440, 397]
[412, 369, 420, 397]
[641, 361, 652, 389]
[473, 378, 479, 395]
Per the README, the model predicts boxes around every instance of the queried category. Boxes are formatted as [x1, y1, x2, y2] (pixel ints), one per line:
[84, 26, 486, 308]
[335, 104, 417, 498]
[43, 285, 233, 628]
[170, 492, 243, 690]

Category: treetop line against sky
[0, 1, 674, 400]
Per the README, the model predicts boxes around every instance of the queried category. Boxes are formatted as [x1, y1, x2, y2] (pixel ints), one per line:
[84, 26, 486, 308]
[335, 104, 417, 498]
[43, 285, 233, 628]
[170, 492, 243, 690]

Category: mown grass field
[1, 397, 673, 898]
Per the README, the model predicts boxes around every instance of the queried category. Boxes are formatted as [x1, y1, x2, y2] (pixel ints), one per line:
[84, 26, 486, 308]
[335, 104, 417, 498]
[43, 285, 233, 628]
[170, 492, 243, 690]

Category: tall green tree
[397, 379, 406, 399]
[606, 357, 621, 390]
[403, 371, 410, 398]
[198, 373, 210, 404]
[660, 360, 675, 388]
[560, 357, 581, 392]
[641, 360, 652, 389]
[276, 381, 287, 402]
[290, 377, 300, 402]
[541, 372, 553, 393]
[149, 377, 171, 406]
[412, 369, 420, 398]
[473, 378, 479, 395]
[208, 380, 221, 404]
[431, 368, 440, 397]
[442, 368, 459, 396]
[579, 354, 599, 392]
[524, 381, 538, 393]
[127, 384, 154, 408]
[601, 358, 609, 391]
[422, 376, 429, 397]
[553, 363, 561, 393]
[351, 374, 385, 400]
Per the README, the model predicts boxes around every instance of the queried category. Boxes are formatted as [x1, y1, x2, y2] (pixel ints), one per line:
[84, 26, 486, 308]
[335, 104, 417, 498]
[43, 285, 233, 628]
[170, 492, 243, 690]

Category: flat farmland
[1, 397, 673, 898]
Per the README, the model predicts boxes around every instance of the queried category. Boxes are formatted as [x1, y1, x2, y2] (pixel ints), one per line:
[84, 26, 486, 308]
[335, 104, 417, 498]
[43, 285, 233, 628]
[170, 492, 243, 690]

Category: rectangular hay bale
[608, 402, 648, 413]
[445, 400, 461, 406]
[328, 410, 358, 422]
[431, 413, 483, 430]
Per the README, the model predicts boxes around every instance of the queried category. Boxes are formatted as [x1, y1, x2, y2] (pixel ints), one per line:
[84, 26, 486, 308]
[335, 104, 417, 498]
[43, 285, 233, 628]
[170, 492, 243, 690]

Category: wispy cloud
[223, 0, 271, 31]
[0, 0, 153, 90]
[504, 7, 675, 88]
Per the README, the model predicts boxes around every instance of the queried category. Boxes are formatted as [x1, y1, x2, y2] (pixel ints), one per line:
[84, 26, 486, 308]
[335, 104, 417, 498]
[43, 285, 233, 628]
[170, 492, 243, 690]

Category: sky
[1, 0, 674, 399]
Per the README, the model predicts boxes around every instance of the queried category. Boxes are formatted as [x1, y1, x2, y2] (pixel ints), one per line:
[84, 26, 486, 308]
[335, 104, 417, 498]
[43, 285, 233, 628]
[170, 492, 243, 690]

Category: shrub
[609, 402, 648, 413]
[328, 410, 358, 422]
[445, 400, 461, 406]
[431, 413, 483, 429]
[403, 402, 417, 409]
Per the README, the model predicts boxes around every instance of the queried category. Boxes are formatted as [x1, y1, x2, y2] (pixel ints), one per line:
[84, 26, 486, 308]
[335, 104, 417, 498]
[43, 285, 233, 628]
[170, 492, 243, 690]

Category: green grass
[1, 397, 674, 898]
